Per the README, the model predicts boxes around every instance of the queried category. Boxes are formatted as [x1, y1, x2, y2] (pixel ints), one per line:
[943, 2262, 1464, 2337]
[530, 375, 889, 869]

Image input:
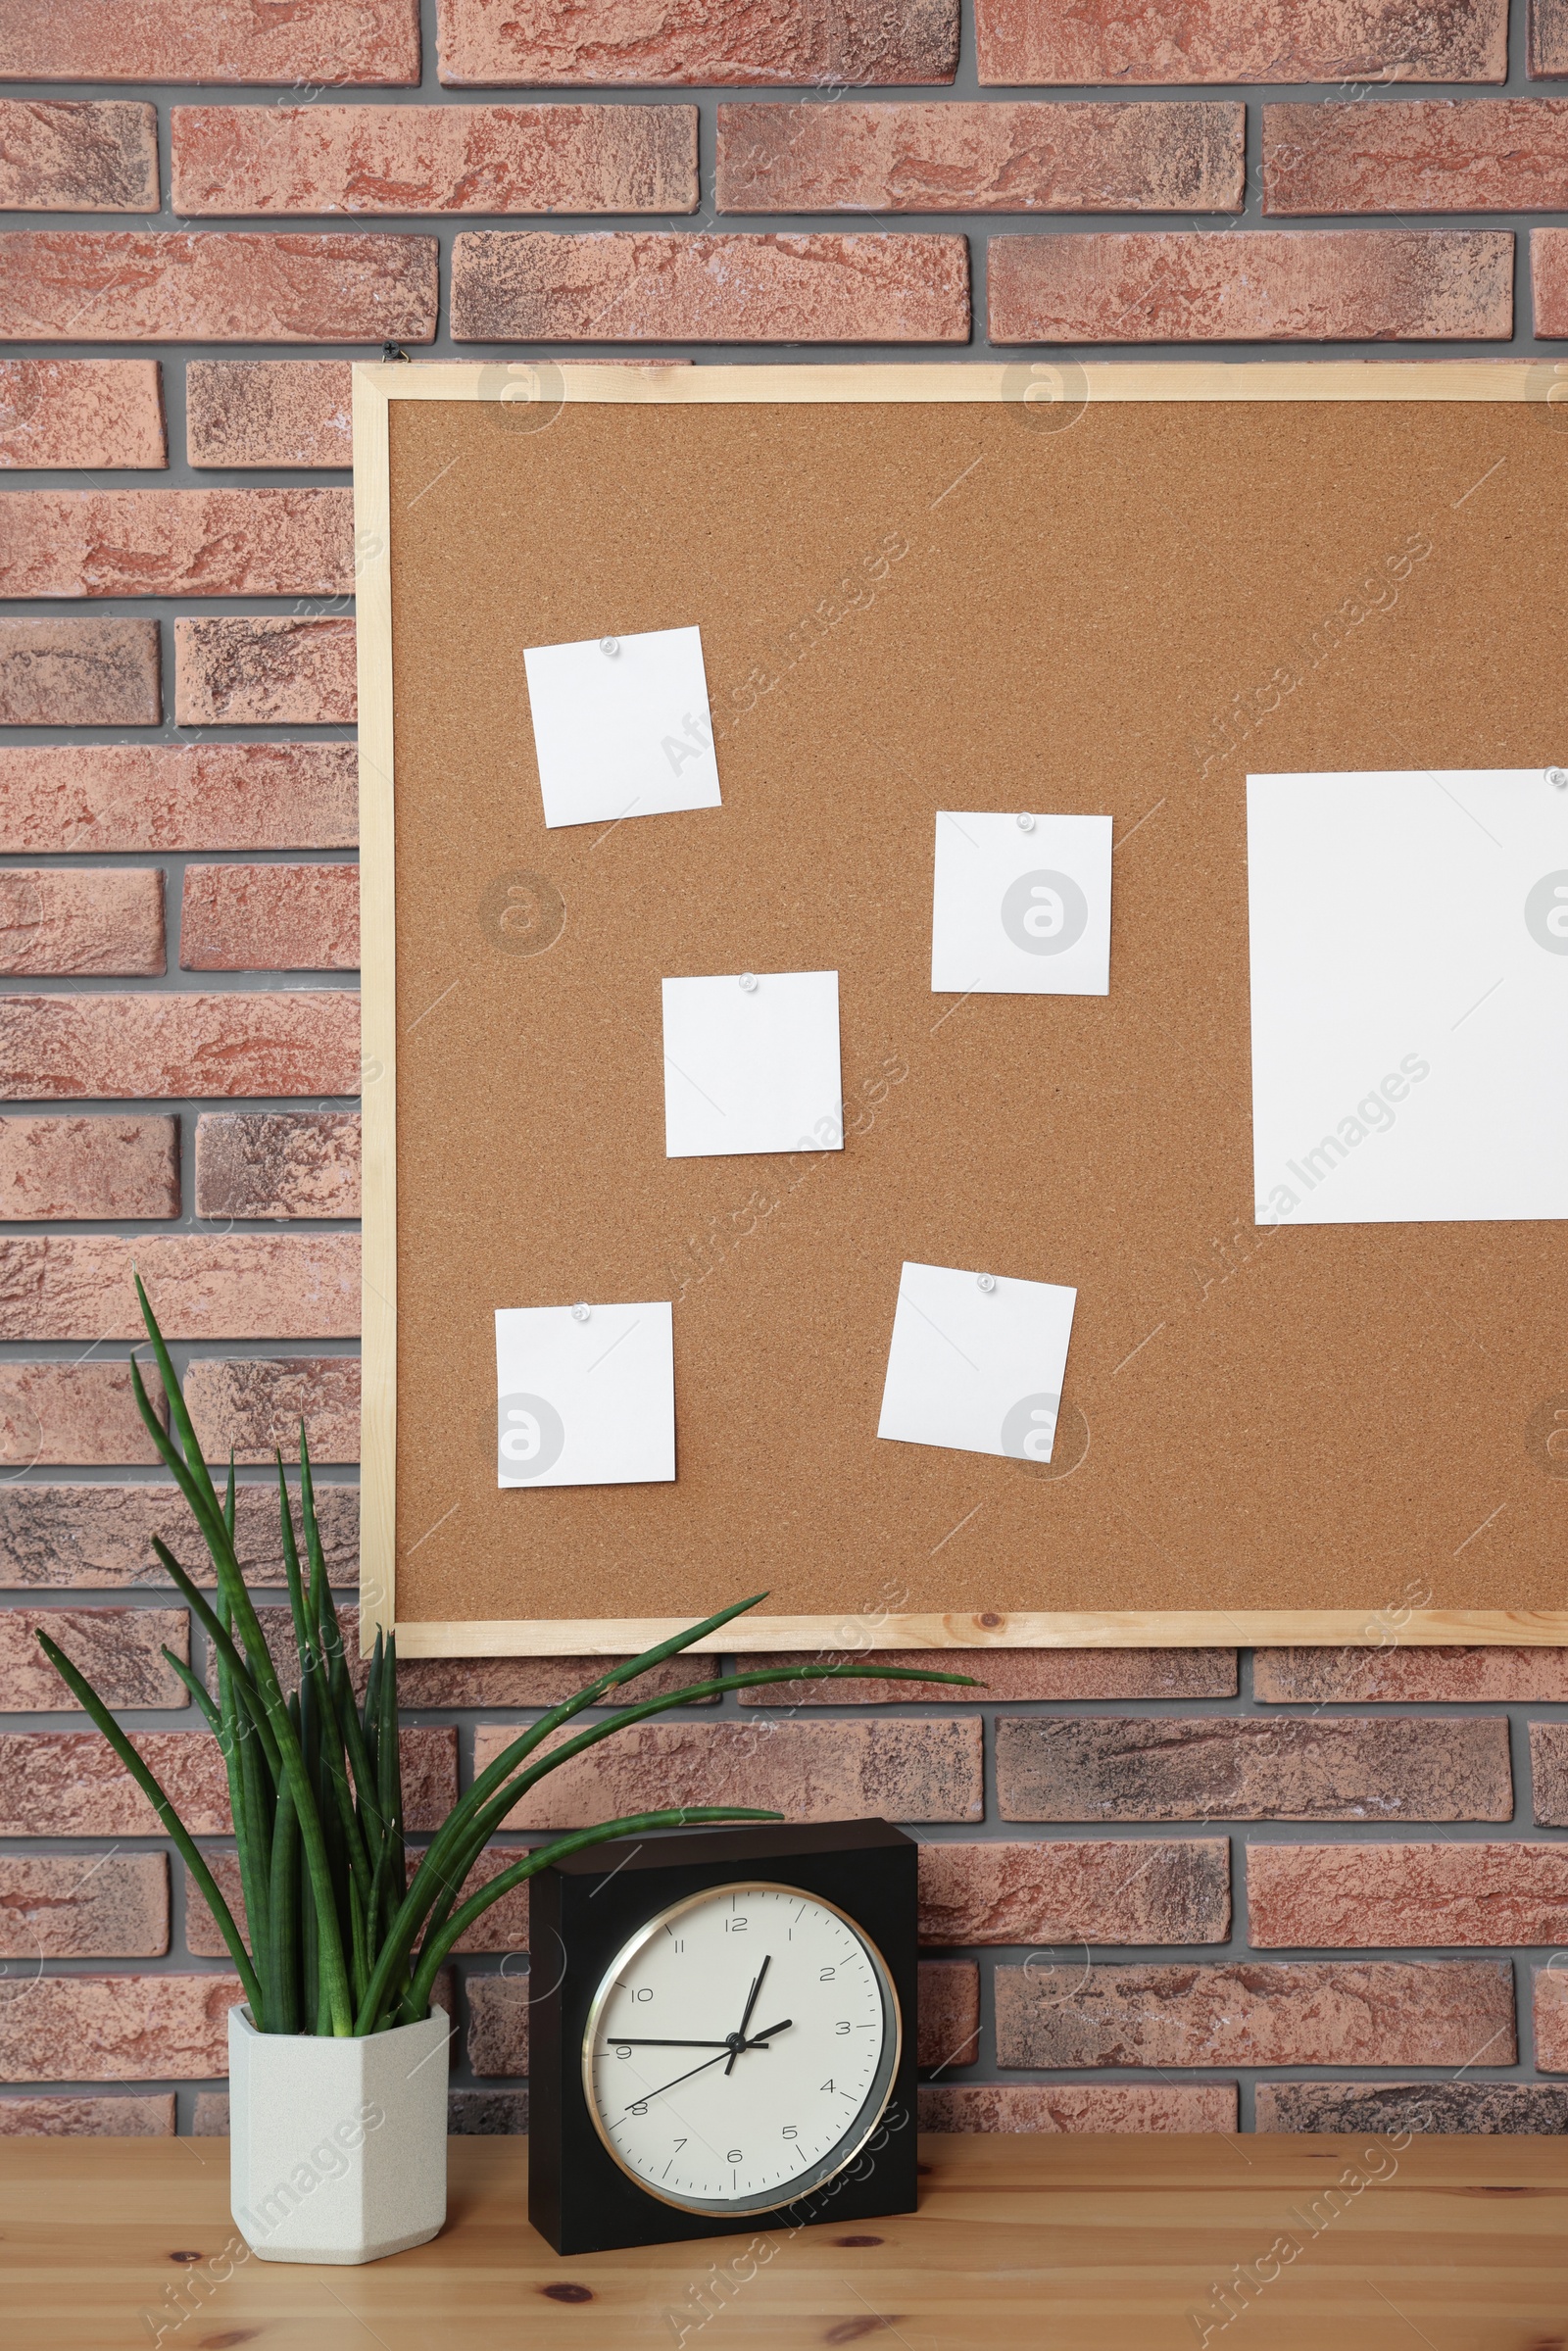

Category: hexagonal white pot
[228, 2004, 449, 2265]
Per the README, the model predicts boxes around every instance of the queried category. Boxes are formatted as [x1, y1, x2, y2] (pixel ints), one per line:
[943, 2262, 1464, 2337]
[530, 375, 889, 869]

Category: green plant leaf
[36, 1630, 265, 2019]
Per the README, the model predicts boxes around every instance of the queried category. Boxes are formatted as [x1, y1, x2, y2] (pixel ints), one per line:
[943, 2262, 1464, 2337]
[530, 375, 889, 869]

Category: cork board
[356, 363, 1568, 1655]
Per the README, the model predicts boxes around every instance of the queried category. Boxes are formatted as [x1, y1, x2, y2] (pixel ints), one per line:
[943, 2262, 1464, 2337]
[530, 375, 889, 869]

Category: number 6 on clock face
[582, 1883, 902, 2217]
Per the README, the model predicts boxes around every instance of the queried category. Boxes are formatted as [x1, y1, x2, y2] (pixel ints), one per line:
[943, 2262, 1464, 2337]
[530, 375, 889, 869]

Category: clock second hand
[608, 2019, 794, 2127]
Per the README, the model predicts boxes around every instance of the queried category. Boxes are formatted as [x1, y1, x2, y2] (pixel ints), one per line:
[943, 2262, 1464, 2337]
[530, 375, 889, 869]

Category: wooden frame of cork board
[353, 358, 1568, 1659]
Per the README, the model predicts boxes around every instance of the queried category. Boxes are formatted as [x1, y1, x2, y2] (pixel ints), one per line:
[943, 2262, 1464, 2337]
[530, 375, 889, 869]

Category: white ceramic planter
[228, 2004, 450, 2265]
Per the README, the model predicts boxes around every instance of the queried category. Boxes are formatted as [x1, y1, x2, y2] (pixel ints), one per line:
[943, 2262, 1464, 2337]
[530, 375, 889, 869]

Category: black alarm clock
[528, 1817, 918, 2255]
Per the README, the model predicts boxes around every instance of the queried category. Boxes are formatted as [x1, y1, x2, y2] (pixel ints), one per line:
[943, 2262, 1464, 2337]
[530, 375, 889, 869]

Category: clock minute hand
[727, 1953, 771, 2076]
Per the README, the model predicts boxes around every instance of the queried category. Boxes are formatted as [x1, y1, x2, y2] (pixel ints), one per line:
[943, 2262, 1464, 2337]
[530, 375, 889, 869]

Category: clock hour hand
[742, 2018, 792, 2046]
[603, 2038, 736, 2049]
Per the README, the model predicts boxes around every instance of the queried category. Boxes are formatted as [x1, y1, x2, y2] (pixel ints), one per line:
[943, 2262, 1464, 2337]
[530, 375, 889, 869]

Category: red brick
[174, 616, 357, 725]
[1254, 1646, 1568, 1703]
[448, 2088, 525, 2132]
[1250, 1842, 1568, 1949]
[180, 863, 359, 972]
[436, 0, 957, 86]
[0, 1974, 238, 2082]
[0, 1854, 167, 1957]
[0, 1480, 359, 1590]
[0, 744, 356, 855]
[995, 1715, 1512, 1823]
[394, 1643, 716, 1711]
[191, 2090, 228, 2133]
[1534, 228, 1568, 331]
[388, 1729, 459, 1832]
[920, 2083, 1237, 2131]
[0, 617, 159, 727]
[0, 1234, 360, 1342]
[1534, 1967, 1568, 2069]
[0, 231, 438, 344]
[0, 100, 157, 211]
[1257, 2081, 1568, 2132]
[0, 1115, 180, 1222]
[0, 1732, 231, 1837]
[1, 1607, 187, 1712]
[975, 0, 1507, 84]
[0, 869, 163, 979]
[173, 103, 697, 216]
[918, 1839, 1229, 1947]
[1265, 100, 1568, 214]
[450, 230, 970, 343]
[225, 1602, 714, 1714]
[0, 1361, 168, 1465]
[917, 1958, 978, 2070]
[0, 2092, 173, 2134]
[739, 1647, 1236, 1704]
[187, 360, 353, 468]
[0, 991, 359, 1102]
[467, 1973, 528, 2076]
[479, 1718, 983, 1830]
[184, 1356, 360, 1465]
[0, 488, 351, 600]
[1533, 0, 1568, 74]
[996, 1960, 1515, 2070]
[2, 1, 420, 85]
[1529, 1723, 1568, 1824]
[184, 356, 689, 468]
[0, 360, 165, 470]
[989, 229, 1513, 343]
[195, 1111, 360, 1220]
[717, 101, 1244, 214]
[415, 1846, 531, 1956]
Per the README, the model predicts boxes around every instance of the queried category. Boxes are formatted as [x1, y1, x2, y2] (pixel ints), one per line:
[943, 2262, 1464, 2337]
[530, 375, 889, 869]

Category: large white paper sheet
[522, 624, 721, 829]
[495, 1301, 674, 1488]
[662, 970, 843, 1158]
[932, 811, 1112, 997]
[1249, 768, 1568, 1225]
[876, 1260, 1078, 1462]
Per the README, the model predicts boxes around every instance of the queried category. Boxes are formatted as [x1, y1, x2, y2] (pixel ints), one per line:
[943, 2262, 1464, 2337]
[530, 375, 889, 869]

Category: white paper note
[662, 969, 843, 1158]
[522, 624, 722, 829]
[495, 1302, 674, 1488]
[1249, 768, 1568, 1225]
[932, 811, 1113, 996]
[877, 1261, 1078, 1462]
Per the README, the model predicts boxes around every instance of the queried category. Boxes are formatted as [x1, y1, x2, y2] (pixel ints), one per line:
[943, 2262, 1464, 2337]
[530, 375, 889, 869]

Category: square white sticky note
[932, 811, 1112, 996]
[495, 1302, 674, 1488]
[1249, 769, 1568, 1225]
[522, 624, 722, 829]
[877, 1261, 1078, 1463]
[662, 970, 843, 1158]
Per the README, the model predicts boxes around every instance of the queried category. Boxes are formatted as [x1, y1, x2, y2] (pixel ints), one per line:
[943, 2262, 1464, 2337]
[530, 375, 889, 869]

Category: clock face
[582, 1881, 901, 2216]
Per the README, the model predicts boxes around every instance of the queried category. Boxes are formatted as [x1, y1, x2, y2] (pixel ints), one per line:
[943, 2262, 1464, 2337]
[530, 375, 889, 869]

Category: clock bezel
[580, 1877, 905, 2219]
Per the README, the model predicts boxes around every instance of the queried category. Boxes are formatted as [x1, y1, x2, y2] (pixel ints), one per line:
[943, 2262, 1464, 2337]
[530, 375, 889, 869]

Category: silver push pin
[1016, 812, 1036, 833]
[571, 1301, 591, 1322]
[1549, 767, 1568, 791]
[976, 1272, 997, 1293]
[600, 637, 620, 658]
[738, 972, 759, 993]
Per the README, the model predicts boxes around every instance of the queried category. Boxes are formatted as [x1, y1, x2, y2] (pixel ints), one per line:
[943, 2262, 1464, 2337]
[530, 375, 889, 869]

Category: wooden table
[6, 2133, 1568, 2349]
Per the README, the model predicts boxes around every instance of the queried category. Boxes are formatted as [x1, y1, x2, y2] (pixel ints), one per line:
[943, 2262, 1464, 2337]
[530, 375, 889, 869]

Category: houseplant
[39, 1279, 973, 2264]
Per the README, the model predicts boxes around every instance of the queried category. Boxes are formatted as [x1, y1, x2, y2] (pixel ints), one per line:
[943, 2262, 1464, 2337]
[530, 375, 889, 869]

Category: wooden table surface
[5, 2132, 1568, 2350]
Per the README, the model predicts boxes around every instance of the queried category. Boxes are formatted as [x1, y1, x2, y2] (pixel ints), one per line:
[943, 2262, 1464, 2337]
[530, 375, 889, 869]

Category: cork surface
[384, 392, 1568, 1627]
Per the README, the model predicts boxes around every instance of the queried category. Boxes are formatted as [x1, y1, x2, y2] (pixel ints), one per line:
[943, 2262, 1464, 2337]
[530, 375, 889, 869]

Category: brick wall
[2, 0, 1567, 2141]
